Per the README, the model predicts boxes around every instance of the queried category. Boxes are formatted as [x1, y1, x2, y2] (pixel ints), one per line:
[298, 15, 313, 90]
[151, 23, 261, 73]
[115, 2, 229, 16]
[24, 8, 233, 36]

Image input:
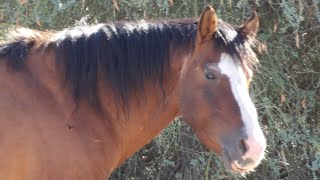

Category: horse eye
[205, 73, 216, 80]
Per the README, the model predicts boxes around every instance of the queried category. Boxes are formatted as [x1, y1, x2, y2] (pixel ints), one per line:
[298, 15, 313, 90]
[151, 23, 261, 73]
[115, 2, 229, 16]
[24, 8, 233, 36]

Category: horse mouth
[222, 152, 254, 173]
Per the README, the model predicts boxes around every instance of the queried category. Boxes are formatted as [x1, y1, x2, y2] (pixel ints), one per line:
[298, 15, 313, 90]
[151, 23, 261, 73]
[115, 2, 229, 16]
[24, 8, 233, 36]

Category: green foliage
[0, 0, 319, 179]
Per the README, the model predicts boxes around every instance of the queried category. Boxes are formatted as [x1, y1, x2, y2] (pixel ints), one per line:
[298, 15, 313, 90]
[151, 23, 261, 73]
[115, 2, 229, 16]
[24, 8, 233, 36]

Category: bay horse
[0, 5, 266, 179]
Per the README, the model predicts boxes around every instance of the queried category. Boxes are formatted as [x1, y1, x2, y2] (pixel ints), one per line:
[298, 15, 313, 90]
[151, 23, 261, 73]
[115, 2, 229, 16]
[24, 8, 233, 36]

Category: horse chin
[221, 153, 255, 174]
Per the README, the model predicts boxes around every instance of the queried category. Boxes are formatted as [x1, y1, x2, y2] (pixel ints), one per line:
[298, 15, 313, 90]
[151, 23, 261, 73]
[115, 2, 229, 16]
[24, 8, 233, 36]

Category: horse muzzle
[221, 136, 266, 173]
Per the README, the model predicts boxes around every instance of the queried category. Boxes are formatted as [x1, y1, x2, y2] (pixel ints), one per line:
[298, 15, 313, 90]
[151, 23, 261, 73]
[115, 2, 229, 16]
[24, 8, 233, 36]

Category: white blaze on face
[218, 53, 266, 164]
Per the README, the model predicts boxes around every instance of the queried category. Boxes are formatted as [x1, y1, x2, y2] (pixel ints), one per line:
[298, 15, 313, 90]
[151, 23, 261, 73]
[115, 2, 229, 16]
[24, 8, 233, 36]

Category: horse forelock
[215, 20, 259, 77]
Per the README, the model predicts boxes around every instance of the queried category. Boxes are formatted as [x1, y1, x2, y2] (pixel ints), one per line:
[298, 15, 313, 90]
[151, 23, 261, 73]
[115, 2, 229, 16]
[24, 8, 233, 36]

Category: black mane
[54, 20, 197, 108]
[0, 19, 253, 109]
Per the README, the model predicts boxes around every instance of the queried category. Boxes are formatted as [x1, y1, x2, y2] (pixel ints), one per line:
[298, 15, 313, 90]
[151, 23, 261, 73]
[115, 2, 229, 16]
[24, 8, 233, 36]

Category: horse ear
[239, 11, 259, 38]
[197, 5, 218, 43]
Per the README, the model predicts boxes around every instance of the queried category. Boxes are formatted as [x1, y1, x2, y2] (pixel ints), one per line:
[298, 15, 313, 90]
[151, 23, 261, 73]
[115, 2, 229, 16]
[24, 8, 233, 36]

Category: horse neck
[25, 37, 193, 172]
[101, 44, 192, 167]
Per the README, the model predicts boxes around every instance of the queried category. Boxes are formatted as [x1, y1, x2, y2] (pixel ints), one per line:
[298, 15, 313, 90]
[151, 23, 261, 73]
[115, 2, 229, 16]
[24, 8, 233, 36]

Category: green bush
[0, 0, 319, 179]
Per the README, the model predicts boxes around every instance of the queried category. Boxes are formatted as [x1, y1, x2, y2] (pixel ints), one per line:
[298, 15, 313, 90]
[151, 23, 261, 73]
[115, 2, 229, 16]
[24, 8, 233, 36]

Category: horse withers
[0, 5, 265, 179]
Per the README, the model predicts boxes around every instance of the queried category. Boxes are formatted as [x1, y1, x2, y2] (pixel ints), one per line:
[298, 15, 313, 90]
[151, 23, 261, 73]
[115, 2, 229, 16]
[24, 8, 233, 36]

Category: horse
[0, 5, 266, 179]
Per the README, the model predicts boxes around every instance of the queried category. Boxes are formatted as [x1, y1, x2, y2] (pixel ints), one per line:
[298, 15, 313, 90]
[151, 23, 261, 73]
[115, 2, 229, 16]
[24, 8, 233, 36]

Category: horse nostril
[239, 139, 248, 155]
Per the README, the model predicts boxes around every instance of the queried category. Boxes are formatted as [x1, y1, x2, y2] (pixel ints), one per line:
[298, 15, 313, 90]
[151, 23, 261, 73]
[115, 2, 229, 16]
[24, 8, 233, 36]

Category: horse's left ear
[239, 11, 259, 38]
[197, 5, 218, 43]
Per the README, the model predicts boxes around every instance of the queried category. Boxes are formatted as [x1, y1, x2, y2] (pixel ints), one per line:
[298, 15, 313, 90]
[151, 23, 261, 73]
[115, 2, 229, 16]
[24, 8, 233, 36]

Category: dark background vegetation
[0, 0, 319, 179]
